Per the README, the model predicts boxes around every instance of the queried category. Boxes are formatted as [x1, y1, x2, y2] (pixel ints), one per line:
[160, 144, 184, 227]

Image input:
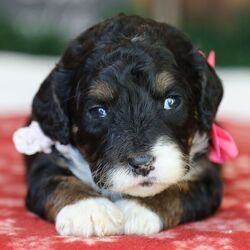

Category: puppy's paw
[115, 199, 163, 235]
[55, 198, 124, 237]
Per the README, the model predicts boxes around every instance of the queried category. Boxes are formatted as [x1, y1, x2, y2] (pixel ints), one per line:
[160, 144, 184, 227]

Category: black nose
[128, 154, 155, 176]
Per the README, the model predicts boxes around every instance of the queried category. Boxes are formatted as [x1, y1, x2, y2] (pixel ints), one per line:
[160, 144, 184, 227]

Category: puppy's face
[71, 46, 199, 197]
[33, 15, 223, 197]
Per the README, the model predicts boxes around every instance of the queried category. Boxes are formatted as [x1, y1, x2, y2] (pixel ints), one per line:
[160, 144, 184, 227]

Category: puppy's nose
[128, 154, 155, 176]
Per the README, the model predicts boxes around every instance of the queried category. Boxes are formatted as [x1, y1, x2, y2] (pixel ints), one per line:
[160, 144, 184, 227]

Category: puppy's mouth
[139, 180, 154, 187]
[118, 176, 158, 190]
[111, 176, 168, 197]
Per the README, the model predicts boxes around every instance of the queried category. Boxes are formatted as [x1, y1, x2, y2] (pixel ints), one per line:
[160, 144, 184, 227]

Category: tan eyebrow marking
[155, 72, 175, 95]
[88, 81, 114, 101]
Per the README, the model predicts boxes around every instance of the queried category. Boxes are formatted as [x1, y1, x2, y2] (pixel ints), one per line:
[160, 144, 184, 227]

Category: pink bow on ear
[198, 50, 216, 68]
[209, 124, 239, 164]
[207, 50, 216, 68]
[198, 49, 239, 163]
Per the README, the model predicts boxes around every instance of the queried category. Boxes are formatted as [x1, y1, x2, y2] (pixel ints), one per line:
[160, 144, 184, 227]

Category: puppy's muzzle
[128, 154, 155, 177]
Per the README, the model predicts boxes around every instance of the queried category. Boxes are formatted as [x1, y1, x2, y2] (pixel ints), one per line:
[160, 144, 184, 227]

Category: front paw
[55, 198, 124, 237]
[115, 199, 163, 235]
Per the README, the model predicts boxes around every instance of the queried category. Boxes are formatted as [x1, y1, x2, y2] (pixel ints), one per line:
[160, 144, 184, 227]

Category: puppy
[23, 14, 224, 237]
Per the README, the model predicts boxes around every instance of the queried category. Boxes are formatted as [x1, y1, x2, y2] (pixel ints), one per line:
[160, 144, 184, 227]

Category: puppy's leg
[26, 154, 124, 237]
[116, 162, 222, 235]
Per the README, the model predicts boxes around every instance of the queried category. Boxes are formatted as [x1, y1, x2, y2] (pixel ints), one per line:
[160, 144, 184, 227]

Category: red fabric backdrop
[0, 116, 250, 250]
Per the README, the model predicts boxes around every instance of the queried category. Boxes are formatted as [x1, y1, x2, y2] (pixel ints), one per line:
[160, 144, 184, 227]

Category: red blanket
[1, 116, 250, 250]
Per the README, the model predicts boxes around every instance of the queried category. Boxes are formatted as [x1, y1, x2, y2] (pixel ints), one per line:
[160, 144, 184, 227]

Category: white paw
[55, 198, 124, 237]
[115, 199, 163, 235]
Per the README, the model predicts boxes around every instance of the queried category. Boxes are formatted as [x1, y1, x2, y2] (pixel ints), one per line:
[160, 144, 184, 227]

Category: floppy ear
[193, 52, 223, 131]
[32, 28, 96, 144]
[32, 66, 74, 144]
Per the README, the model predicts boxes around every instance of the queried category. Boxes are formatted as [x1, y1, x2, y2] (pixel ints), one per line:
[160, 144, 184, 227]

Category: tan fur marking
[155, 72, 174, 95]
[194, 110, 199, 120]
[188, 136, 194, 147]
[72, 125, 79, 134]
[45, 176, 100, 221]
[88, 81, 114, 101]
[175, 181, 190, 192]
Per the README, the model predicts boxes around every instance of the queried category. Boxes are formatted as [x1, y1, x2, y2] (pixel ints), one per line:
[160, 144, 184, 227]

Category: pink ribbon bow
[199, 50, 239, 163]
[209, 124, 239, 164]
[207, 50, 216, 68]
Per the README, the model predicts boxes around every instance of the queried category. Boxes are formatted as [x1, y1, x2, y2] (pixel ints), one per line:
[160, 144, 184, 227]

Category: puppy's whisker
[93, 162, 111, 188]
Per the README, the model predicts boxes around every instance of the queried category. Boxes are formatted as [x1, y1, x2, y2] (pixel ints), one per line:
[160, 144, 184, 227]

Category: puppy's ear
[32, 66, 74, 144]
[193, 52, 223, 131]
[32, 29, 96, 144]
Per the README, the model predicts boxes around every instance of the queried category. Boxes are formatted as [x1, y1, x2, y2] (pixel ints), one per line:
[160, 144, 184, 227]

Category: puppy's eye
[88, 106, 107, 118]
[164, 96, 181, 110]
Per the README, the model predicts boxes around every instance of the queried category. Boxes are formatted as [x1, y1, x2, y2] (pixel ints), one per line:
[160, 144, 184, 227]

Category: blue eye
[164, 96, 181, 110]
[88, 106, 107, 118]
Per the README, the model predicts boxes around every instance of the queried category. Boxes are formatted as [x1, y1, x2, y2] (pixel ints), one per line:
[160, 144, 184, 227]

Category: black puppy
[23, 14, 223, 236]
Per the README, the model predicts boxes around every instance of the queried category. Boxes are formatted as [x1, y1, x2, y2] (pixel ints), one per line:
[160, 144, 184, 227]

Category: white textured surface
[0, 52, 250, 121]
